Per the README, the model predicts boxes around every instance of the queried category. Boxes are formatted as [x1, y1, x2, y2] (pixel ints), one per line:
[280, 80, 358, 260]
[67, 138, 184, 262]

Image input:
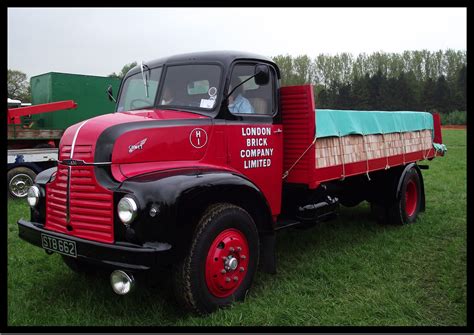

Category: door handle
[273, 129, 282, 134]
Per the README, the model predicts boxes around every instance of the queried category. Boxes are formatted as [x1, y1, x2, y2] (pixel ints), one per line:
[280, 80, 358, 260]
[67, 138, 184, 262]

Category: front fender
[35, 167, 57, 185]
[116, 168, 273, 256]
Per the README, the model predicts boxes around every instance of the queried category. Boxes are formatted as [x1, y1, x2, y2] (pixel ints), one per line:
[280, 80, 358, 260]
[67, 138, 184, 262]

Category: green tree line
[9, 50, 466, 120]
[272, 49, 466, 115]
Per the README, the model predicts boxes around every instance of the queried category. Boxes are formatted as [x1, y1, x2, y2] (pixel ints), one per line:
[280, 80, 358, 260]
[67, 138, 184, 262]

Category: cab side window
[228, 64, 274, 115]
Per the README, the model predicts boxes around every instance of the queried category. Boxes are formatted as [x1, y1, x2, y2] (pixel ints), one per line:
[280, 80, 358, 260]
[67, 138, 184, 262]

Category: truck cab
[19, 51, 285, 314]
[109, 51, 284, 219]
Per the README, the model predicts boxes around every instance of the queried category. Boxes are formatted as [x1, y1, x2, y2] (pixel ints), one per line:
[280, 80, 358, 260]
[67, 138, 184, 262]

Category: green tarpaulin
[315, 109, 434, 138]
[315, 109, 446, 153]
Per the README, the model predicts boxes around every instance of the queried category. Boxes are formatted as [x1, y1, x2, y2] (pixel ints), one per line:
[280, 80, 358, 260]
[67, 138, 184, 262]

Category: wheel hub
[405, 179, 418, 217]
[225, 256, 239, 271]
[205, 228, 249, 298]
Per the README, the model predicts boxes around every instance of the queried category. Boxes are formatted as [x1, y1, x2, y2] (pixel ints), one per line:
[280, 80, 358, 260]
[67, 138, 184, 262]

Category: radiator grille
[59, 145, 93, 161]
[46, 145, 114, 243]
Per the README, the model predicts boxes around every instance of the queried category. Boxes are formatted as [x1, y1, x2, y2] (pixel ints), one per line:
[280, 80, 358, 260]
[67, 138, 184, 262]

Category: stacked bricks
[315, 130, 433, 168]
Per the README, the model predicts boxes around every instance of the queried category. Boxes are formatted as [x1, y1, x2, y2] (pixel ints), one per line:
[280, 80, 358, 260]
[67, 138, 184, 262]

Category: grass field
[7, 129, 466, 326]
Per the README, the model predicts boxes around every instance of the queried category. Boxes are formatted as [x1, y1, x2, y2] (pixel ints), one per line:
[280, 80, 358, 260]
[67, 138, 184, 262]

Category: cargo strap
[362, 133, 371, 181]
[399, 131, 406, 165]
[421, 117, 434, 159]
[421, 117, 430, 160]
[282, 137, 317, 180]
[382, 132, 390, 170]
[421, 130, 429, 160]
[338, 133, 346, 181]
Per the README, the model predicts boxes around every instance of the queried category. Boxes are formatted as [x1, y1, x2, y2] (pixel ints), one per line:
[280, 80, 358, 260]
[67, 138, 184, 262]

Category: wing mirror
[254, 64, 270, 86]
[225, 64, 271, 100]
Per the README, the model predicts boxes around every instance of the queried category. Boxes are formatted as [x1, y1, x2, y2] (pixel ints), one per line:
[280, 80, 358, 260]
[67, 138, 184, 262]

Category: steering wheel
[130, 99, 152, 110]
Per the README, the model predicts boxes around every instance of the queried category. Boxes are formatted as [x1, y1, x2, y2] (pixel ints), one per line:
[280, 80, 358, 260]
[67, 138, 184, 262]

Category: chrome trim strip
[58, 160, 112, 166]
[66, 165, 71, 223]
[67, 119, 88, 224]
[70, 120, 89, 159]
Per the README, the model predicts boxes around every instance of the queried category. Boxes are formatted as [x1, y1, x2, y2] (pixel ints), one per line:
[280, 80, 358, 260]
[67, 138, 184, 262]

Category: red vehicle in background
[7, 100, 77, 198]
[17, 51, 444, 314]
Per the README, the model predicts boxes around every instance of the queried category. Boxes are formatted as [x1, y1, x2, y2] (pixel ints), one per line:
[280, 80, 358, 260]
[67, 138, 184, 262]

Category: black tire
[8, 167, 36, 199]
[62, 255, 100, 275]
[388, 167, 422, 225]
[172, 203, 259, 314]
[371, 167, 422, 225]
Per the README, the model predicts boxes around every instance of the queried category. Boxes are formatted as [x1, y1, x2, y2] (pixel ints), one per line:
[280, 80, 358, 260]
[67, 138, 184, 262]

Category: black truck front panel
[17, 219, 172, 271]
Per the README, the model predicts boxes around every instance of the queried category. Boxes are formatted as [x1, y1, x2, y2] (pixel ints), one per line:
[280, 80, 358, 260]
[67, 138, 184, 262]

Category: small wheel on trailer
[62, 255, 100, 275]
[8, 167, 36, 199]
[172, 203, 259, 314]
[371, 166, 423, 225]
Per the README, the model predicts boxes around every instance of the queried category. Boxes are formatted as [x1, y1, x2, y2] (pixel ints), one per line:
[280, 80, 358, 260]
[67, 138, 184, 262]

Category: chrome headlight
[110, 270, 135, 295]
[117, 196, 138, 224]
[27, 185, 40, 208]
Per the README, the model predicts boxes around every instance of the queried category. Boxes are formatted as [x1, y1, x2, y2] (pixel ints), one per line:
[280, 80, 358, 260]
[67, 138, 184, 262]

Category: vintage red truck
[17, 51, 445, 314]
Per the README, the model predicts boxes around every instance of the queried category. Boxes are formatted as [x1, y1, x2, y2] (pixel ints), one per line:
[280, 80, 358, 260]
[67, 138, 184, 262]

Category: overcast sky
[8, 7, 467, 79]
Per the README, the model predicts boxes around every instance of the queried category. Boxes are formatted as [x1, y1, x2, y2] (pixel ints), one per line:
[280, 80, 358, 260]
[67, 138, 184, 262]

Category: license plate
[41, 233, 77, 257]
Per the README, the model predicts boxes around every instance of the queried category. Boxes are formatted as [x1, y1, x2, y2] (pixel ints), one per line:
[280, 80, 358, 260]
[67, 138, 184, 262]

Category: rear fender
[367, 163, 425, 211]
[396, 163, 425, 212]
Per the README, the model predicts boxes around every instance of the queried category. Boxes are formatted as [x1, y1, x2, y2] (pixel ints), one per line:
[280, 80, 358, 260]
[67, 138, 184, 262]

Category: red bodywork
[432, 112, 443, 144]
[45, 109, 283, 243]
[280, 85, 444, 189]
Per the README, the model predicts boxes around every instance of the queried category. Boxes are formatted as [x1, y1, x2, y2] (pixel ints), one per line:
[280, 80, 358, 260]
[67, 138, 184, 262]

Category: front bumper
[17, 219, 172, 271]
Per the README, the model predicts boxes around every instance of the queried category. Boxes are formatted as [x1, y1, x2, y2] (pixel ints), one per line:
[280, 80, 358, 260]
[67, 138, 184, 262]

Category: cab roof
[126, 50, 280, 78]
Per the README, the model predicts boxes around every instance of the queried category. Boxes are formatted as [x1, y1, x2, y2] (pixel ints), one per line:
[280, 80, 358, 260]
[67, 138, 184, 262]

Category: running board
[275, 212, 339, 231]
[274, 218, 302, 231]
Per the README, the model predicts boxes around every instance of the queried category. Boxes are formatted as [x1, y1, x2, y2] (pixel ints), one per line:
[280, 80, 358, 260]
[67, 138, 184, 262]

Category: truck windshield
[158, 64, 222, 111]
[117, 67, 162, 112]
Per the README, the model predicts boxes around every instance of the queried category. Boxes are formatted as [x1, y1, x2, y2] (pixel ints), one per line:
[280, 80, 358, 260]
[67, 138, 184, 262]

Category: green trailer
[8, 72, 121, 143]
[7, 72, 121, 198]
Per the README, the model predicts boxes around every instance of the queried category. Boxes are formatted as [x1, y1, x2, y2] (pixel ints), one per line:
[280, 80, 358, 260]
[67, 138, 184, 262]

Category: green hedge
[439, 111, 466, 125]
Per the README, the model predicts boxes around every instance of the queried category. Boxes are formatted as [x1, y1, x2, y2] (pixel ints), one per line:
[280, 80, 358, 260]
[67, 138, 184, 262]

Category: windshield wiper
[130, 105, 154, 111]
[140, 61, 150, 98]
[158, 107, 182, 111]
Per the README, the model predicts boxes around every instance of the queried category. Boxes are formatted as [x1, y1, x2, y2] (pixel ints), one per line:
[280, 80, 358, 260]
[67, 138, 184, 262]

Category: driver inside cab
[228, 79, 255, 114]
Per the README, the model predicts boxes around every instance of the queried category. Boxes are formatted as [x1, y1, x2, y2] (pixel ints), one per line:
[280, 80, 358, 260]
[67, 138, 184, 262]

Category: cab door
[225, 63, 283, 217]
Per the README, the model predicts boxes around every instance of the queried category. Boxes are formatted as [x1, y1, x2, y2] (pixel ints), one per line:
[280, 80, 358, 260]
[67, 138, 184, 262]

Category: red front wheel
[172, 203, 259, 314]
[205, 228, 250, 298]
